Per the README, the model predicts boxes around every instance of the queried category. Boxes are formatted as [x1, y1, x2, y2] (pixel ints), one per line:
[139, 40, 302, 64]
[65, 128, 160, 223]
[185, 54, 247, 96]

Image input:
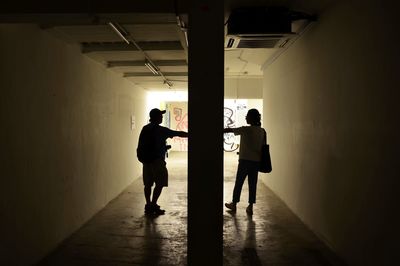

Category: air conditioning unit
[225, 34, 292, 49]
[225, 7, 295, 49]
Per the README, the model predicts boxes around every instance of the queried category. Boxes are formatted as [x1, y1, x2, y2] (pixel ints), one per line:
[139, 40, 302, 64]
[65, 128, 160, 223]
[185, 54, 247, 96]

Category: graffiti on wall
[223, 107, 239, 152]
[173, 107, 188, 151]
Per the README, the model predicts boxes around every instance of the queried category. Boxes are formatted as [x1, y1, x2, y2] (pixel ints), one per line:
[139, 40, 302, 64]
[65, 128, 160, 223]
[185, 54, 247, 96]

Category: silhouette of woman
[224, 109, 265, 215]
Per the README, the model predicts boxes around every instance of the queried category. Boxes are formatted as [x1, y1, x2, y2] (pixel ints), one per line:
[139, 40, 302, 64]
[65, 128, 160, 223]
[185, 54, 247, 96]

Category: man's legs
[143, 159, 167, 215]
[143, 163, 156, 214]
[143, 185, 165, 215]
[144, 185, 154, 214]
[151, 185, 163, 205]
[152, 159, 168, 213]
[144, 186, 152, 204]
[145, 185, 165, 215]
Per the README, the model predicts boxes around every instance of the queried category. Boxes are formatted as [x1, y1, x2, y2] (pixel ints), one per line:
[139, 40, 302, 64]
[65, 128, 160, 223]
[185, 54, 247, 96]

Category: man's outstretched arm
[172, 131, 189, 138]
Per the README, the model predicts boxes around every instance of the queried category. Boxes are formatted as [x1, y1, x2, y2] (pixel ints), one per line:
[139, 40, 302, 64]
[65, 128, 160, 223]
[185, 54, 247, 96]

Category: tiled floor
[39, 152, 344, 266]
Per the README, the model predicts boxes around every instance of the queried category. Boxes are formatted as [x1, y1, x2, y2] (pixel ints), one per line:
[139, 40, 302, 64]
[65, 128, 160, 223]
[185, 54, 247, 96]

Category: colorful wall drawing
[163, 99, 262, 152]
[166, 102, 188, 151]
[223, 99, 263, 152]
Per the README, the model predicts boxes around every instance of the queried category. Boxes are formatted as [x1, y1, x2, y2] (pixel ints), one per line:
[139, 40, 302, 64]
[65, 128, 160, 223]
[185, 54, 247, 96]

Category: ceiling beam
[123, 72, 187, 77]
[0, 1, 188, 13]
[1, 13, 179, 26]
[82, 41, 183, 53]
[107, 60, 187, 67]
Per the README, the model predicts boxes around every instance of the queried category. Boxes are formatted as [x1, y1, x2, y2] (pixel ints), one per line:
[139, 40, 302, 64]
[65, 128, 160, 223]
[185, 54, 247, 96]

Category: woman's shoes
[225, 202, 253, 215]
[225, 202, 237, 212]
[246, 204, 253, 215]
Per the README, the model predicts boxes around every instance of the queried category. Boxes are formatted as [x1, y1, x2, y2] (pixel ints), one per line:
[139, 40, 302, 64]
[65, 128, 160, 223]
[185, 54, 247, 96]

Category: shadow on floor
[39, 151, 344, 266]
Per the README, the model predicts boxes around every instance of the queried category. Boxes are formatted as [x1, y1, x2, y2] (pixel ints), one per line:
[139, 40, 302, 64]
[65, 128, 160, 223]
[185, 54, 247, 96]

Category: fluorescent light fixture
[108, 22, 130, 44]
[164, 80, 173, 89]
[145, 60, 159, 75]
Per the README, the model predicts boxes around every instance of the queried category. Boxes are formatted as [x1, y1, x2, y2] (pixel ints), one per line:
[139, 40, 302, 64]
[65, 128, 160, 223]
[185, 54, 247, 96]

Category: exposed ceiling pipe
[176, 15, 188, 47]
[108, 22, 129, 44]
[174, 0, 188, 62]
[108, 21, 173, 89]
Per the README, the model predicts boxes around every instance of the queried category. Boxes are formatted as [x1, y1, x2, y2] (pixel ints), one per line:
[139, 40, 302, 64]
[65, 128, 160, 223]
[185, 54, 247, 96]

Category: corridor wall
[261, 1, 399, 265]
[225, 77, 263, 99]
[0, 24, 147, 265]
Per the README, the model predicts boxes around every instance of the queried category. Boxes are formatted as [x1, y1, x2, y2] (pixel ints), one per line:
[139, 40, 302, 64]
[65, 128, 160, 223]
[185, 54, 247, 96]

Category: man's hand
[177, 131, 189, 138]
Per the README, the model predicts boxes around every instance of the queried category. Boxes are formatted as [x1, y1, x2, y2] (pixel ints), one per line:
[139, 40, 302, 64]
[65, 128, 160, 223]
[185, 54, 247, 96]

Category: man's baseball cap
[149, 108, 166, 119]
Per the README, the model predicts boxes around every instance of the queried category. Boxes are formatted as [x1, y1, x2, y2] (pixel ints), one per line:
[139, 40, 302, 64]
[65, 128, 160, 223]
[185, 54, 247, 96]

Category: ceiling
[42, 13, 189, 91]
[1, 0, 335, 91]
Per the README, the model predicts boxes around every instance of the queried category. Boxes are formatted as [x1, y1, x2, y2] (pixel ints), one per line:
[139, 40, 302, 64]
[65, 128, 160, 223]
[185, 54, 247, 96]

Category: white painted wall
[225, 77, 262, 99]
[261, 1, 399, 265]
[0, 24, 147, 265]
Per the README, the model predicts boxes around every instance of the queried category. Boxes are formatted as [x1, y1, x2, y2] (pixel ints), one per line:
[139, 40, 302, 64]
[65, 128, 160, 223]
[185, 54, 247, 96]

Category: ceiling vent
[225, 7, 295, 49]
[225, 34, 291, 49]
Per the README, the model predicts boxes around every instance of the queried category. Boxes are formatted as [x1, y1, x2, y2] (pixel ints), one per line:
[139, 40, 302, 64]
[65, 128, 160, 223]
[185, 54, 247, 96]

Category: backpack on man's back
[137, 125, 158, 163]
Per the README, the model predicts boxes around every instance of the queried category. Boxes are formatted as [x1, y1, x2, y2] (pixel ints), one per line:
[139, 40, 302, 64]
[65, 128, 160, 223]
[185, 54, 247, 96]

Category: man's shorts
[143, 158, 168, 187]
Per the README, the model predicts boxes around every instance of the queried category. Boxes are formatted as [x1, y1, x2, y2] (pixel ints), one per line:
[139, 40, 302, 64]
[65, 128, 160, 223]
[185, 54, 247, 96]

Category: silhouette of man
[137, 108, 188, 215]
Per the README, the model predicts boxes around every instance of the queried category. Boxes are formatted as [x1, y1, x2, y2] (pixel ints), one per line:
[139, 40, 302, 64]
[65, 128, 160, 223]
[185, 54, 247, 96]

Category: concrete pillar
[188, 1, 224, 265]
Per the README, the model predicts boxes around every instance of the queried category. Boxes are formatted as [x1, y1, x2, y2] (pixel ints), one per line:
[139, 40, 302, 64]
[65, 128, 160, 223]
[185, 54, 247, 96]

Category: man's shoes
[225, 202, 237, 212]
[144, 204, 153, 214]
[152, 204, 166, 215]
[144, 203, 165, 215]
[246, 204, 253, 215]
